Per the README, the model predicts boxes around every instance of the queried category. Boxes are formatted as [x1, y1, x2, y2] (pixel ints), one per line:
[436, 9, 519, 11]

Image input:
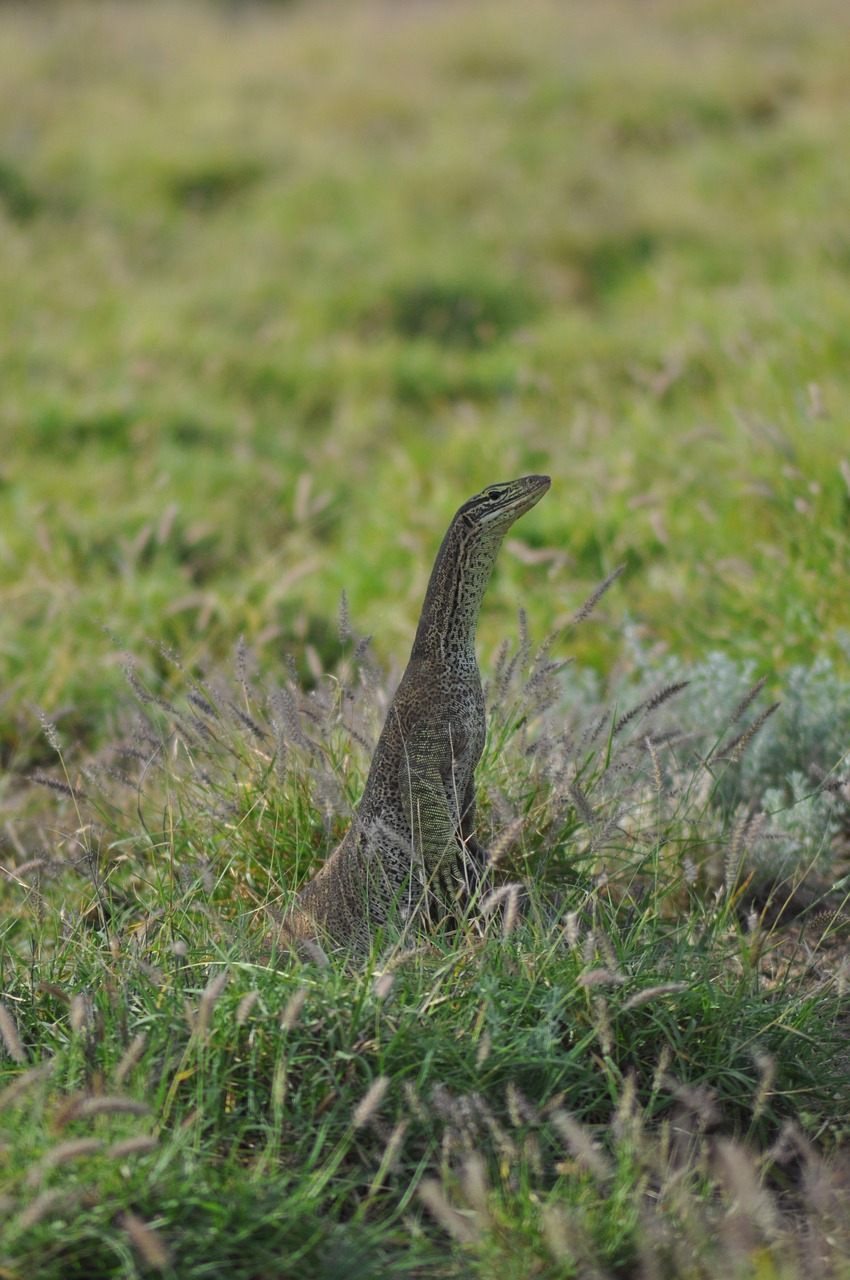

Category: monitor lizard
[284, 474, 551, 948]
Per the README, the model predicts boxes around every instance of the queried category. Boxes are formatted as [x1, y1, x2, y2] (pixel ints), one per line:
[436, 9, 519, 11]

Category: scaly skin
[285, 474, 551, 949]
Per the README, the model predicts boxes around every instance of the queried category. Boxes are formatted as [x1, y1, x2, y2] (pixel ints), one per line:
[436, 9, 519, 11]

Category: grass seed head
[352, 1075, 389, 1129]
[730, 676, 768, 726]
[722, 702, 781, 764]
[120, 1210, 172, 1271]
[0, 1062, 52, 1110]
[373, 971, 395, 1000]
[0, 1002, 27, 1064]
[236, 990, 260, 1025]
[16, 1190, 75, 1232]
[550, 1109, 612, 1181]
[501, 885, 520, 939]
[69, 993, 90, 1035]
[115, 1034, 147, 1086]
[70, 1096, 151, 1121]
[36, 708, 62, 754]
[623, 983, 689, 1010]
[571, 564, 626, 627]
[418, 1178, 481, 1245]
[460, 1154, 493, 1226]
[25, 1138, 105, 1188]
[486, 815, 524, 870]
[280, 986, 308, 1031]
[338, 588, 351, 644]
[645, 736, 664, 793]
[107, 1135, 158, 1160]
[579, 967, 626, 989]
[194, 969, 228, 1037]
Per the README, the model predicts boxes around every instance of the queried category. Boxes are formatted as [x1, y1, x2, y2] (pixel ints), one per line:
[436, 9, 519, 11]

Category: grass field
[2, 0, 850, 1276]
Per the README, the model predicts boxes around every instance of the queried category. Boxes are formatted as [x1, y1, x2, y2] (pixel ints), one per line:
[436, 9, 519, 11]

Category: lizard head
[458, 474, 551, 536]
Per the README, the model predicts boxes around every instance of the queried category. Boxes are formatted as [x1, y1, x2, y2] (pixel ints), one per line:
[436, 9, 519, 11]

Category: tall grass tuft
[2, 608, 849, 1277]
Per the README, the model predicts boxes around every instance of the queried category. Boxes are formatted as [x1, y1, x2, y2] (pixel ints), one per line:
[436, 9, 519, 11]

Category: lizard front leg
[398, 729, 468, 922]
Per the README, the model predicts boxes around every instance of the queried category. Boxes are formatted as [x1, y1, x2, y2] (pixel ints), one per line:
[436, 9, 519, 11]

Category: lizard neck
[410, 517, 503, 670]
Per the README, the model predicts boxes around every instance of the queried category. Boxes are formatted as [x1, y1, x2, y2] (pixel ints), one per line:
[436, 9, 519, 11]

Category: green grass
[3, 627, 850, 1277]
[3, 0, 850, 1274]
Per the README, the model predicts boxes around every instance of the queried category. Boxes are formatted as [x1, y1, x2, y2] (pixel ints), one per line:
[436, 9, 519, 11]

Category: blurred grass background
[2, 0, 849, 769]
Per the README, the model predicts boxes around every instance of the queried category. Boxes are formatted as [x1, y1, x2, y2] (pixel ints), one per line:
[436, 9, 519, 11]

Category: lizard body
[286, 474, 550, 947]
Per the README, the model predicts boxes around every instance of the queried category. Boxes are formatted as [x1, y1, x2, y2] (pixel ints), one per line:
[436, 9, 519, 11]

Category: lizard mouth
[515, 473, 551, 511]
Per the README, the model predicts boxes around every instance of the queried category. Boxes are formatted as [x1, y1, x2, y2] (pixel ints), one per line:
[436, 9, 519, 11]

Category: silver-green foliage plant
[595, 634, 850, 887]
[758, 770, 841, 878]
